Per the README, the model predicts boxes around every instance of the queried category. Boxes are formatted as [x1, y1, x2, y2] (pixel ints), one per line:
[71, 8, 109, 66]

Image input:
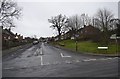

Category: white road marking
[34, 49, 40, 56]
[34, 49, 37, 55]
[27, 46, 35, 51]
[34, 49, 39, 55]
[60, 53, 71, 58]
[53, 61, 59, 65]
[40, 56, 43, 66]
[45, 62, 50, 65]
[40, 48, 43, 55]
[89, 59, 97, 61]
[83, 59, 91, 62]
[4, 67, 14, 70]
[107, 58, 113, 60]
[65, 60, 71, 64]
[100, 58, 110, 60]
[76, 60, 80, 62]
[83, 57, 117, 62]
[36, 49, 39, 52]
[113, 57, 119, 59]
[83, 59, 96, 62]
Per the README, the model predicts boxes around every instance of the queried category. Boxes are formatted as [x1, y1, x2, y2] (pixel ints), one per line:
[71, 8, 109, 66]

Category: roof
[2, 29, 15, 36]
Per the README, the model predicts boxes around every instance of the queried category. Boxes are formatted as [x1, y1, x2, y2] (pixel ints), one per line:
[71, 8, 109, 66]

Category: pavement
[2, 42, 119, 77]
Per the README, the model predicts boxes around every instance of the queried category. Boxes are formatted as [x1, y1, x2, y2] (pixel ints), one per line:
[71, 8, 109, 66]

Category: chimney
[15, 33, 17, 36]
[1, 26, 3, 29]
[84, 25, 86, 27]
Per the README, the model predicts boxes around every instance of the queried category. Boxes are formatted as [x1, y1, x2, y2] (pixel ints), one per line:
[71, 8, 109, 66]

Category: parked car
[33, 41, 39, 45]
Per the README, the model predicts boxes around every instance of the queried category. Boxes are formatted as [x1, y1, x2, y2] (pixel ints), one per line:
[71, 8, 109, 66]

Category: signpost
[75, 34, 79, 51]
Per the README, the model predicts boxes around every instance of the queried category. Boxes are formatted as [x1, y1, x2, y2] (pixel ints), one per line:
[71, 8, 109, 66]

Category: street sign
[110, 34, 120, 39]
[117, 37, 120, 39]
[75, 34, 79, 38]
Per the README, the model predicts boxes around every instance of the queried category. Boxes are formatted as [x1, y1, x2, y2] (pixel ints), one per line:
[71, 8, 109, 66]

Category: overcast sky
[12, 0, 119, 38]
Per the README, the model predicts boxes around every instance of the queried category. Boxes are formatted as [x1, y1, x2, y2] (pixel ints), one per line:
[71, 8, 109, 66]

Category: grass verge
[51, 39, 119, 54]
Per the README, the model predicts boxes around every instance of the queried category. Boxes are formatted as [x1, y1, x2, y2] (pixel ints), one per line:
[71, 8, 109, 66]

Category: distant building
[24, 37, 33, 43]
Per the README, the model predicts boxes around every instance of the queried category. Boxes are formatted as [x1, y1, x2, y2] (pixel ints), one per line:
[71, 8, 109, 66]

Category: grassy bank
[52, 39, 119, 54]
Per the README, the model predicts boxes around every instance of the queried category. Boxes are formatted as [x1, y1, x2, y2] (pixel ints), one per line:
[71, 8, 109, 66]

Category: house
[2, 28, 15, 41]
[78, 25, 101, 41]
[15, 33, 23, 42]
[2, 27, 16, 49]
[61, 30, 74, 40]
[2, 26, 24, 49]
[23, 37, 34, 43]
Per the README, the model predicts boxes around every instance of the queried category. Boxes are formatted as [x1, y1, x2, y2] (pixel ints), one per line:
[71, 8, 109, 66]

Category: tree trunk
[58, 28, 61, 40]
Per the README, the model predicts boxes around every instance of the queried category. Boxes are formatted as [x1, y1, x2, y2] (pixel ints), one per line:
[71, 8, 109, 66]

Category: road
[2, 42, 119, 77]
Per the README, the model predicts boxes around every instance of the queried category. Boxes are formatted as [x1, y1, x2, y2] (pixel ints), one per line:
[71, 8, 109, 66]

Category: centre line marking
[40, 56, 43, 65]
[60, 53, 71, 58]
[40, 48, 43, 55]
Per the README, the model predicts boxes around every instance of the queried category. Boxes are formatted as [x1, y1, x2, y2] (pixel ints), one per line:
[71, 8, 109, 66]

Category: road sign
[110, 34, 120, 39]
[75, 34, 79, 38]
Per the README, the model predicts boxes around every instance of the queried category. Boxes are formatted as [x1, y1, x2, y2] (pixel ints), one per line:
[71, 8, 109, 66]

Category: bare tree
[81, 13, 92, 26]
[94, 8, 114, 45]
[0, 0, 22, 30]
[67, 14, 91, 32]
[68, 15, 82, 30]
[66, 14, 83, 37]
[94, 8, 114, 31]
[48, 14, 68, 40]
[110, 19, 120, 36]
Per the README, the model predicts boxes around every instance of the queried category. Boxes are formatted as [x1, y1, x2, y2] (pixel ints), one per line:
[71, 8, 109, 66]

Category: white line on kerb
[60, 53, 71, 58]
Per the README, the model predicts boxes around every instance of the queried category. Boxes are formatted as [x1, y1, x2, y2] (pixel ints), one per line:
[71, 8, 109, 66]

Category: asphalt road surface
[2, 42, 119, 77]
